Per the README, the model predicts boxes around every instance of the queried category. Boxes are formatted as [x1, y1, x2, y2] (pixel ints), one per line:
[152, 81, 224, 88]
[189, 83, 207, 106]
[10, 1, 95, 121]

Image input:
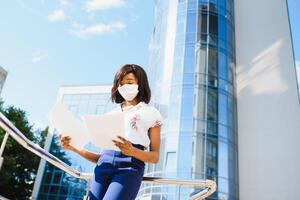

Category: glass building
[33, 85, 114, 200]
[138, 0, 238, 199]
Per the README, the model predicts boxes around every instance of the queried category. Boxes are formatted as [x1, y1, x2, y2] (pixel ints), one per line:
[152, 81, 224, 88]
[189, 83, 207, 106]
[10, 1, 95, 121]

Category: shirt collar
[120, 101, 145, 112]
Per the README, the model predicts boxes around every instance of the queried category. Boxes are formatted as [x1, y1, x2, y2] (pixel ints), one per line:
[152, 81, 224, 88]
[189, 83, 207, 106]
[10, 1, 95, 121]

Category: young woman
[59, 64, 163, 200]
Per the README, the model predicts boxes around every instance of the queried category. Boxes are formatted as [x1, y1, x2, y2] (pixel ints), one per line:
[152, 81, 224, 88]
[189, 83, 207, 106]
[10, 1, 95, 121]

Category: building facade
[138, 0, 238, 199]
[235, 0, 300, 199]
[0, 66, 7, 96]
[32, 85, 114, 200]
[139, 0, 300, 200]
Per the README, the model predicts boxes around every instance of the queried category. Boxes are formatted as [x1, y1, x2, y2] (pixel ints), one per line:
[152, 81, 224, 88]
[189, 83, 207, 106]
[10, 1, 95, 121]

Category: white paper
[48, 102, 88, 150]
[82, 113, 125, 151]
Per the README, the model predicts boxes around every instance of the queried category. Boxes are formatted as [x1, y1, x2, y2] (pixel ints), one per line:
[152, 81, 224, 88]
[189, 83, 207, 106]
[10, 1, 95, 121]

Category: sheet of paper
[48, 102, 88, 150]
[82, 113, 125, 151]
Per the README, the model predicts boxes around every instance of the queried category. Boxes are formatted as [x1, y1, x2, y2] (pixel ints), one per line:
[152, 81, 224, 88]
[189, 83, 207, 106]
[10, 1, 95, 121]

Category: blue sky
[0, 0, 155, 129]
[0, 0, 299, 130]
[288, 0, 300, 95]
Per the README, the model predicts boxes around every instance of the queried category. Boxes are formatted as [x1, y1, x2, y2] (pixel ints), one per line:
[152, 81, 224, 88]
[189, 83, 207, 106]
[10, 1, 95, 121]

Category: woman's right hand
[59, 134, 76, 152]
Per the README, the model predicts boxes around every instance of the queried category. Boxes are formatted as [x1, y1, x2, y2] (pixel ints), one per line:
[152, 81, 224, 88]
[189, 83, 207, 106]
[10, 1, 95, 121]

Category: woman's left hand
[112, 135, 136, 156]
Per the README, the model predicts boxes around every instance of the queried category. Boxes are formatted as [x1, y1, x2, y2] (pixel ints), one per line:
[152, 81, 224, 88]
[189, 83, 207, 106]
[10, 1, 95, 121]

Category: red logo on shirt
[130, 114, 140, 131]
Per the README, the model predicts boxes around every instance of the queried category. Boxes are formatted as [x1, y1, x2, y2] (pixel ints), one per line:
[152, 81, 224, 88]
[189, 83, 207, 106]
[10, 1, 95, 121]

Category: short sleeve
[149, 107, 164, 128]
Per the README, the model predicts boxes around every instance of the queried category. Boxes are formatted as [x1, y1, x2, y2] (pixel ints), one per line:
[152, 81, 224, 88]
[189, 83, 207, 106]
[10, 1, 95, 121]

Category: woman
[59, 64, 163, 200]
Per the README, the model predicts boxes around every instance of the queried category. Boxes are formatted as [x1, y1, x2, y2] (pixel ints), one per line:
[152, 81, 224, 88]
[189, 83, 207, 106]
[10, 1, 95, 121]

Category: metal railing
[0, 112, 216, 200]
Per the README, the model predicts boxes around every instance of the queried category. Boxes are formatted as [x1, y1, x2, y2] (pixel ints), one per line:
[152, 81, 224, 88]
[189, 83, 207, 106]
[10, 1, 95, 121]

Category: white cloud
[48, 9, 65, 22]
[59, 0, 70, 7]
[86, 0, 125, 12]
[31, 50, 48, 63]
[70, 21, 126, 38]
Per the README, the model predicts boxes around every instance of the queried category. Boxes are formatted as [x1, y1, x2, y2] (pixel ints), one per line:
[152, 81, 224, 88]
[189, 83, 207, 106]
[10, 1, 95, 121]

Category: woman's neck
[122, 99, 139, 108]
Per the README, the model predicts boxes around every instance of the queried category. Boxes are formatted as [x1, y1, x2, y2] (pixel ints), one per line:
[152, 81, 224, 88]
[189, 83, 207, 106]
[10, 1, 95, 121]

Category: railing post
[0, 132, 9, 170]
[0, 112, 217, 199]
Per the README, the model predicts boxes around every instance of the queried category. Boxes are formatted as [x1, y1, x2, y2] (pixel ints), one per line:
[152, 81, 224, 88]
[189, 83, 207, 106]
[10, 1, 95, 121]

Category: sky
[0, 0, 299, 131]
[288, 0, 300, 88]
[0, 0, 155, 130]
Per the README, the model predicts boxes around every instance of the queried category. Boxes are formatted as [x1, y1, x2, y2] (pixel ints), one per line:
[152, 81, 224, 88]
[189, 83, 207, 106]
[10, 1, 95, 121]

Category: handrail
[0, 112, 216, 200]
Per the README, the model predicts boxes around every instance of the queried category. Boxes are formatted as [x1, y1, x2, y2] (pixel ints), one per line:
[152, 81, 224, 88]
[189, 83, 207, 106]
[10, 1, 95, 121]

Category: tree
[0, 99, 71, 199]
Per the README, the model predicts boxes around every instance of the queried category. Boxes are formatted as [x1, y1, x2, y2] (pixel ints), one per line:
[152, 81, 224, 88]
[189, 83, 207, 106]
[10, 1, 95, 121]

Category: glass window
[218, 141, 229, 178]
[96, 105, 105, 114]
[183, 73, 194, 84]
[218, 124, 228, 140]
[181, 87, 194, 118]
[197, 13, 207, 34]
[226, 0, 233, 14]
[218, 177, 229, 194]
[175, 33, 185, 45]
[62, 94, 72, 102]
[195, 73, 205, 86]
[227, 23, 234, 47]
[208, 48, 218, 77]
[194, 87, 206, 126]
[209, 14, 218, 36]
[219, 0, 226, 9]
[218, 93, 228, 126]
[165, 152, 177, 171]
[198, 0, 208, 11]
[176, 18, 185, 35]
[187, 0, 197, 10]
[186, 11, 196, 33]
[45, 172, 52, 183]
[49, 186, 59, 195]
[207, 88, 218, 122]
[68, 105, 78, 115]
[178, 1, 187, 13]
[209, 2, 218, 13]
[228, 58, 234, 83]
[185, 33, 196, 43]
[198, 33, 208, 43]
[207, 120, 218, 135]
[53, 172, 62, 184]
[40, 185, 50, 194]
[206, 136, 218, 179]
[218, 15, 227, 41]
[180, 119, 193, 131]
[218, 49, 228, 80]
[184, 45, 195, 73]
[195, 46, 207, 74]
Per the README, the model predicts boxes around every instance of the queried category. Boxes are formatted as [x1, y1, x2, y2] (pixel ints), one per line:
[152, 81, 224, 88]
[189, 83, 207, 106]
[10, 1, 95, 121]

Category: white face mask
[117, 84, 139, 101]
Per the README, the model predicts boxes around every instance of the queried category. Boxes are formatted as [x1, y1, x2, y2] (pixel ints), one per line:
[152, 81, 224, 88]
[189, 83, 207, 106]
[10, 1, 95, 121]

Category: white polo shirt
[107, 101, 163, 148]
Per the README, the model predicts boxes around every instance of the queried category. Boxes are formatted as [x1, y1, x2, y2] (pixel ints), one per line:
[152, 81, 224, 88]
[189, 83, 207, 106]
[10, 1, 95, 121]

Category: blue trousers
[88, 144, 145, 200]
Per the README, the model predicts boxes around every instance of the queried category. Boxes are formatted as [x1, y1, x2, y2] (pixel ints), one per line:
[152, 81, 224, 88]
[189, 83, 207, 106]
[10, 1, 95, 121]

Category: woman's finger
[117, 135, 127, 142]
[61, 137, 71, 142]
[62, 136, 71, 141]
[112, 140, 121, 148]
[63, 137, 71, 142]
[112, 140, 121, 146]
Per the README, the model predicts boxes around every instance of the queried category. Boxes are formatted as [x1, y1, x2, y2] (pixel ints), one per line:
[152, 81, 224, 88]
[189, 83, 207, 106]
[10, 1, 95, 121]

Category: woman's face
[120, 73, 138, 86]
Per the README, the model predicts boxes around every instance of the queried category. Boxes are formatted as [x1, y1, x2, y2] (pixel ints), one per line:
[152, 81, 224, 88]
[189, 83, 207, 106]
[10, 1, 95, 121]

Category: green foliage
[0, 99, 71, 199]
